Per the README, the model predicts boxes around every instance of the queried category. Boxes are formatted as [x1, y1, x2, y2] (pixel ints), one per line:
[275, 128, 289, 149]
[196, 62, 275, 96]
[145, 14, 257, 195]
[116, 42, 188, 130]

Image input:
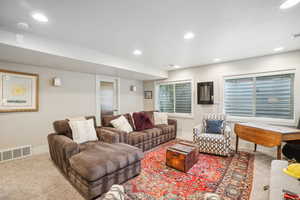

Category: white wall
[119, 78, 144, 114]
[145, 50, 300, 141]
[0, 61, 143, 151]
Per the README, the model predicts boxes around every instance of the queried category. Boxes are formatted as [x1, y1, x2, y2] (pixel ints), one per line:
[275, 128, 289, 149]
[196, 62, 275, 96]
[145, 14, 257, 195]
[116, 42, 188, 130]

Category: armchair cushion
[205, 120, 224, 134]
[196, 134, 227, 144]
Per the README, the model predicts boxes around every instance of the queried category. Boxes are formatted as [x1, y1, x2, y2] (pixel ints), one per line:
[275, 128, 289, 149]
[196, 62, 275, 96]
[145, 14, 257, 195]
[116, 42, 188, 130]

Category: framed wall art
[144, 91, 152, 99]
[0, 69, 39, 112]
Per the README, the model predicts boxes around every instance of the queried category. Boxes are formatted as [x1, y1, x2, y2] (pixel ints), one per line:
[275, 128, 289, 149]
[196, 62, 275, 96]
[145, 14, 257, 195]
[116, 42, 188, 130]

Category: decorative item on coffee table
[166, 142, 199, 172]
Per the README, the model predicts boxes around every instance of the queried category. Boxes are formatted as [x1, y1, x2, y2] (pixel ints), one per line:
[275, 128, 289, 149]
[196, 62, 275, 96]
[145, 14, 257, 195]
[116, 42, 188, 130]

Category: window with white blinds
[224, 73, 294, 119]
[158, 81, 192, 114]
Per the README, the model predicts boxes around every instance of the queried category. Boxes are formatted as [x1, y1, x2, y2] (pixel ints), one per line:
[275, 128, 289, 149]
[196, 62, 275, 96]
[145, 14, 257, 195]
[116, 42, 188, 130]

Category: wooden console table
[234, 123, 300, 159]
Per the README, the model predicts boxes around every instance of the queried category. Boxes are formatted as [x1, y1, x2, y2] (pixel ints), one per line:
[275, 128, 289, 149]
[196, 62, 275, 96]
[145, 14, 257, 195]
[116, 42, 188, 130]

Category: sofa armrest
[47, 133, 79, 174]
[100, 127, 130, 143]
[96, 127, 120, 143]
[168, 119, 177, 135]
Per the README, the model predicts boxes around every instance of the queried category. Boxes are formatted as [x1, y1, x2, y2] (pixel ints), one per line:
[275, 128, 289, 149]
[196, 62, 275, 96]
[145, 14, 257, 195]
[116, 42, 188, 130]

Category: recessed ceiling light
[32, 12, 48, 23]
[17, 22, 29, 30]
[280, 0, 300, 9]
[214, 58, 221, 62]
[273, 47, 284, 52]
[133, 49, 142, 56]
[184, 32, 195, 40]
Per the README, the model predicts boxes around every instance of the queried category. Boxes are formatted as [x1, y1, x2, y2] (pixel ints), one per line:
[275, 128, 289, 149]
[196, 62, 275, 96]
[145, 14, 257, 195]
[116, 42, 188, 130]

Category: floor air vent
[0, 145, 32, 163]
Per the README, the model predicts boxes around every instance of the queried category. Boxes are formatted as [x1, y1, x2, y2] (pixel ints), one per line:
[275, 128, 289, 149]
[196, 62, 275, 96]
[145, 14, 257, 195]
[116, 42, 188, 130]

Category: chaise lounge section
[100, 111, 177, 151]
[48, 116, 144, 199]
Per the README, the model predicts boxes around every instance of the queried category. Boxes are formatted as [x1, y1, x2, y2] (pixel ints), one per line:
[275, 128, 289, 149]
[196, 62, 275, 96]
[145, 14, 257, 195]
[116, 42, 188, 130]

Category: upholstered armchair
[193, 113, 232, 156]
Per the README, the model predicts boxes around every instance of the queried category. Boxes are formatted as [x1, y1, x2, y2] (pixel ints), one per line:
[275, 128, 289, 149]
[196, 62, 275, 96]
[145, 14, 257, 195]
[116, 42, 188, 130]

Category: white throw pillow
[68, 119, 98, 144]
[154, 112, 168, 125]
[111, 115, 133, 133]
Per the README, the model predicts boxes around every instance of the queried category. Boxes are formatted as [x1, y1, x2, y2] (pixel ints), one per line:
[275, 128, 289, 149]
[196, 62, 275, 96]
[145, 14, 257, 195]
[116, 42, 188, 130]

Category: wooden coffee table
[166, 142, 199, 172]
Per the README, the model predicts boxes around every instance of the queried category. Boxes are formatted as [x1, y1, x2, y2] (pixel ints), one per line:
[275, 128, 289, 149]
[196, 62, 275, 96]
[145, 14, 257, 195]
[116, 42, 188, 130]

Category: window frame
[223, 70, 296, 125]
[155, 79, 194, 118]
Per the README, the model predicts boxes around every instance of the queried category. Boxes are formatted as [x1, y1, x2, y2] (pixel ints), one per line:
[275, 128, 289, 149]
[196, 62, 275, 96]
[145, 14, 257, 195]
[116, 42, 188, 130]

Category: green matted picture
[0, 69, 39, 112]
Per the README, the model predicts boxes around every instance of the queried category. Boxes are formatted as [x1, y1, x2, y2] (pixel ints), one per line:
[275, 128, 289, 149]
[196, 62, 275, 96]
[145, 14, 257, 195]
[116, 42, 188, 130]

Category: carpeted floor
[0, 139, 274, 200]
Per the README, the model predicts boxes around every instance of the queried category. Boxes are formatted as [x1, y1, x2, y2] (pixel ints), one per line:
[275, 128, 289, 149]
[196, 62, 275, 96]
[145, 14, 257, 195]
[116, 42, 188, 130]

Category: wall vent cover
[0, 145, 32, 163]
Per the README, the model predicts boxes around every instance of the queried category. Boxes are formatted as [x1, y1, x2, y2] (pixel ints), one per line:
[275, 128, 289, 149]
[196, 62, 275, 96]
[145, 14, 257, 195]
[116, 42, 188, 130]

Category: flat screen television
[197, 82, 214, 104]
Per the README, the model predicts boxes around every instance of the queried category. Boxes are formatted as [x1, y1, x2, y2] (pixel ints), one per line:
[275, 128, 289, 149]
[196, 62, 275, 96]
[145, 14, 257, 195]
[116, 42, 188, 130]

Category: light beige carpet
[0, 140, 275, 200]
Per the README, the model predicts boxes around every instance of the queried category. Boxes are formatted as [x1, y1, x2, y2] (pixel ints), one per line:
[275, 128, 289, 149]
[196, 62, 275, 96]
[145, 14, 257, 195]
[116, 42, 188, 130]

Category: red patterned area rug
[123, 140, 254, 200]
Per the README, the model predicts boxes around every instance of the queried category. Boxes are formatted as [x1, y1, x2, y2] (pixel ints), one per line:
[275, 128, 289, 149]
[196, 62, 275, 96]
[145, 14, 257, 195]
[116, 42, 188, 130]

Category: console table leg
[277, 144, 282, 160]
[235, 136, 239, 153]
[254, 144, 257, 152]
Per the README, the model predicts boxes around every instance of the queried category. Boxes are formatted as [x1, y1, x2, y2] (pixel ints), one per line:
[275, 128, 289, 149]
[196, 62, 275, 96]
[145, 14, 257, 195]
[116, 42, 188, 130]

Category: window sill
[167, 113, 194, 119]
[227, 116, 296, 127]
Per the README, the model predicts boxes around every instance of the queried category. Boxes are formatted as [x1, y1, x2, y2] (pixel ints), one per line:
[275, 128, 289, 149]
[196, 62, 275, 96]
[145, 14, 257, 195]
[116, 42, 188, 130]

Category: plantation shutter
[159, 84, 174, 113]
[175, 82, 192, 113]
[224, 78, 254, 117]
[255, 74, 294, 119]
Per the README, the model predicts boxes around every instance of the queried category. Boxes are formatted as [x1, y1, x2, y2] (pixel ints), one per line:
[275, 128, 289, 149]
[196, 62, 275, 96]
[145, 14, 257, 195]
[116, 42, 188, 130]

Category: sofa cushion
[142, 128, 163, 138]
[132, 112, 154, 131]
[155, 124, 175, 135]
[128, 132, 152, 145]
[69, 142, 143, 182]
[79, 141, 101, 152]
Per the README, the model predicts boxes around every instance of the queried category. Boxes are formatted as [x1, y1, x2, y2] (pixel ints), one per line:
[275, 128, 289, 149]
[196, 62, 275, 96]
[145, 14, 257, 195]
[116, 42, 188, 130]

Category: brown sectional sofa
[99, 111, 177, 151]
[48, 116, 143, 199]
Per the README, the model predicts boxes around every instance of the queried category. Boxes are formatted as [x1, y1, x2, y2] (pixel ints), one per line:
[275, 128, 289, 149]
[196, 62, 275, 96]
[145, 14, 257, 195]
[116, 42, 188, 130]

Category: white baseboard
[32, 144, 49, 155]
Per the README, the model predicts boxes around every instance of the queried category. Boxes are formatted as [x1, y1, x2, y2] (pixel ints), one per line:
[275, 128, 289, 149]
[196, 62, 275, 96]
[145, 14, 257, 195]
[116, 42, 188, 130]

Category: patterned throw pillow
[205, 120, 224, 134]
